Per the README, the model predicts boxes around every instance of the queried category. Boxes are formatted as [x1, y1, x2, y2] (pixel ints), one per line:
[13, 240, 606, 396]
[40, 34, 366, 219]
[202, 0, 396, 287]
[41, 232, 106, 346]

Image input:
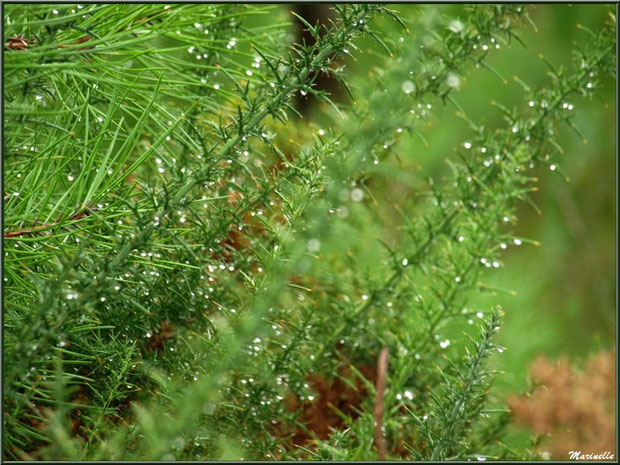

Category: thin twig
[4, 207, 97, 238]
[374, 346, 389, 461]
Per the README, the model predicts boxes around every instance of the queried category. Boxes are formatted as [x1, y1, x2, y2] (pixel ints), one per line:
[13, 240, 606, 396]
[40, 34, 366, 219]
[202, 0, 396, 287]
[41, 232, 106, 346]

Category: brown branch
[374, 346, 389, 461]
[4, 36, 31, 50]
[4, 207, 98, 238]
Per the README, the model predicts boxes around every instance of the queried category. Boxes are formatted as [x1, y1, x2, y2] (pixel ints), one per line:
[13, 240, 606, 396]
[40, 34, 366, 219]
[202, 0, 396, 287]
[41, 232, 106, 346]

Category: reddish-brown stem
[4, 207, 97, 238]
[374, 346, 389, 461]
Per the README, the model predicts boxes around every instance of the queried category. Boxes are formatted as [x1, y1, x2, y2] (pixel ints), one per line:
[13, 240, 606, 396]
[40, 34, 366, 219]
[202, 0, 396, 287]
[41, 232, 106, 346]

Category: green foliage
[2, 3, 615, 461]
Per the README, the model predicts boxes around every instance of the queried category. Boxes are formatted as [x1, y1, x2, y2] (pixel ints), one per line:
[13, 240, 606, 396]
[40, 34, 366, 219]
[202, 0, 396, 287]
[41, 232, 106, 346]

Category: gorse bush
[2, 3, 615, 461]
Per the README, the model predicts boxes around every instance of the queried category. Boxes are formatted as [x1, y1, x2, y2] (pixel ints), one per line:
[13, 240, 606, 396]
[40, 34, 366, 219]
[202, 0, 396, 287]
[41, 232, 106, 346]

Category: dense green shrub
[2, 3, 615, 460]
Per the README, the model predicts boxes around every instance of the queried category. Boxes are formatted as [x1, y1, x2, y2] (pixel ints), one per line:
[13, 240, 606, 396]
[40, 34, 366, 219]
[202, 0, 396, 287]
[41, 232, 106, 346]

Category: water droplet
[513, 238, 522, 246]
[307, 238, 320, 253]
[463, 142, 472, 149]
[402, 258, 408, 266]
[68, 175, 74, 181]
[402, 80, 415, 94]
[350, 188, 364, 202]
[446, 73, 461, 88]
[449, 20, 464, 33]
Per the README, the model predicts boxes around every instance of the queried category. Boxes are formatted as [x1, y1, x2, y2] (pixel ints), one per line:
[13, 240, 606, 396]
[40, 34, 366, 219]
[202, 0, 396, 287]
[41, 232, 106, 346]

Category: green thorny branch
[145, 0, 526, 445]
[219, 4, 533, 453]
[313, 4, 533, 358]
[314, 7, 615, 358]
[358, 11, 613, 461]
[3, 0, 391, 442]
[142, 4, 534, 459]
[411, 311, 504, 461]
[243, 6, 614, 460]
